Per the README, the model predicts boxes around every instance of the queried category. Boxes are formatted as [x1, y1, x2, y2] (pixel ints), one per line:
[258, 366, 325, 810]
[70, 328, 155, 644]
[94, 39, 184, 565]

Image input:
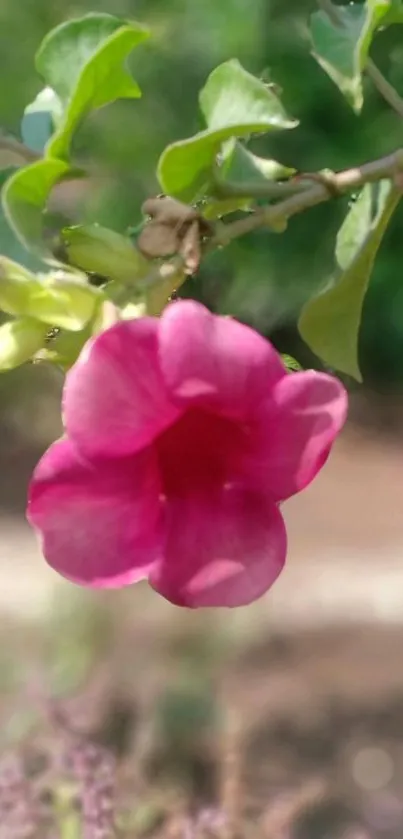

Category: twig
[0, 135, 40, 164]
[139, 148, 403, 289]
[318, 0, 403, 118]
[212, 175, 313, 202]
[209, 149, 403, 247]
[366, 60, 403, 119]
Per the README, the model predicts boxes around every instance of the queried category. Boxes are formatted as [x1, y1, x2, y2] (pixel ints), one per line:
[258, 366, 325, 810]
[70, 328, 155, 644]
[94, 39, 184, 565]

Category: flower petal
[27, 438, 162, 588]
[149, 487, 286, 608]
[64, 319, 181, 459]
[241, 370, 348, 501]
[159, 301, 285, 418]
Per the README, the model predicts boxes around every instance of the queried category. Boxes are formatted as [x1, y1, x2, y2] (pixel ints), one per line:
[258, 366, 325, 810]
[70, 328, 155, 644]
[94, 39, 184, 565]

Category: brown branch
[0, 135, 40, 165]
[210, 149, 403, 247]
[366, 60, 403, 119]
[139, 148, 403, 290]
[212, 175, 313, 202]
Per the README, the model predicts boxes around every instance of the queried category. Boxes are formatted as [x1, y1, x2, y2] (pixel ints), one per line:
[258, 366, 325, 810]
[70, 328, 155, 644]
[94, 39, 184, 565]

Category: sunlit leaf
[36, 13, 150, 160]
[0, 257, 102, 330]
[0, 256, 39, 314]
[158, 59, 297, 201]
[0, 317, 47, 371]
[29, 272, 103, 331]
[299, 181, 400, 381]
[62, 224, 149, 284]
[2, 158, 72, 256]
[310, 1, 392, 112]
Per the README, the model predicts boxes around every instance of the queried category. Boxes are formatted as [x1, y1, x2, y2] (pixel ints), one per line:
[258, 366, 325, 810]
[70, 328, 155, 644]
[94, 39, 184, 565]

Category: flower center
[156, 407, 246, 496]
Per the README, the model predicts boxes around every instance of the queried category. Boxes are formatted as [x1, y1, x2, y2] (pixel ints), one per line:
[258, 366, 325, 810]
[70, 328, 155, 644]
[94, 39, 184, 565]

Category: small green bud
[63, 225, 149, 285]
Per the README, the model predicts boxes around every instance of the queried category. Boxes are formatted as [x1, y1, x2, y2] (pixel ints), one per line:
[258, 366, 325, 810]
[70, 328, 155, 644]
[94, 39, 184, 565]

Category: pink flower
[27, 301, 347, 608]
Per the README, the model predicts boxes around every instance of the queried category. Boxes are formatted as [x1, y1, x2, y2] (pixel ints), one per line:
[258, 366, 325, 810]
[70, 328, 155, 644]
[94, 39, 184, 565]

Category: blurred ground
[0, 380, 402, 836]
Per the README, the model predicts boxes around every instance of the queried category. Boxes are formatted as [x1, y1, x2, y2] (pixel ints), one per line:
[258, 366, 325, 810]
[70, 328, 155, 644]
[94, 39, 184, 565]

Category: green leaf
[36, 13, 150, 160]
[299, 181, 400, 381]
[383, 0, 403, 23]
[62, 224, 149, 284]
[21, 87, 62, 154]
[221, 140, 296, 185]
[158, 59, 297, 200]
[310, 1, 392, 112]
[0, 317, 47, 371]
[2, 158, 72, 256]
[0, 257, 102, 330]
[335, 189, 372, 271]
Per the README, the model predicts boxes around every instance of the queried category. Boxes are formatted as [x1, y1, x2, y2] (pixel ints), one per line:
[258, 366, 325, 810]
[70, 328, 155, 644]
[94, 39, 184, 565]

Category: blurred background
[0, 0, 403, 836]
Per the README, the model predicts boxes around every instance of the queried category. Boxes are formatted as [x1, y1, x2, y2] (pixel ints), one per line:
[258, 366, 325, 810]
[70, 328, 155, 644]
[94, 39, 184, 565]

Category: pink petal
[241, 370, 348, 501]
[27, 438, 162, 588]
[64, 319, 181, 459]
[149, 487, 286, 608]
[159, 301, 285, 418]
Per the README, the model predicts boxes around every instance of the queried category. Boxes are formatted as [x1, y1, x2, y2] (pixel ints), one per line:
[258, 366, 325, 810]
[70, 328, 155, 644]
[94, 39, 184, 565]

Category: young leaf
[0, 317, 47, 371]
[281, 354, 303, 373]
[298, 181, 400, 381]
[2, 158, 72, 255]
[310, 1, 392, 112]
[158, 59, 297, 201]
[36, 14, 150, 160]
[62, 224, 149, 284]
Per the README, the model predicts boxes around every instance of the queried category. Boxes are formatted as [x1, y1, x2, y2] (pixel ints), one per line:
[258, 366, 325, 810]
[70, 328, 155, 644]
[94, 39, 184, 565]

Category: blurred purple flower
[27, 301, 347, 607]
[71, 743, 116, 839]
[0, 755, 38, 839]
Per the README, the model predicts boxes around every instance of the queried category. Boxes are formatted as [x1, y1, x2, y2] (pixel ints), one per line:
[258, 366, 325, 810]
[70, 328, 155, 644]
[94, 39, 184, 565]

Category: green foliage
[310, 1, 392, 112]
[37, 13, 150, 160]
[299, 181, 401, 381]
[158, 59, 297, 201]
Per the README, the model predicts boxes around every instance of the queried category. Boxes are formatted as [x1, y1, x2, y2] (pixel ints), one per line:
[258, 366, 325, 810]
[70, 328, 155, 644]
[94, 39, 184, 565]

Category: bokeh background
[0, 0, 403, 836]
